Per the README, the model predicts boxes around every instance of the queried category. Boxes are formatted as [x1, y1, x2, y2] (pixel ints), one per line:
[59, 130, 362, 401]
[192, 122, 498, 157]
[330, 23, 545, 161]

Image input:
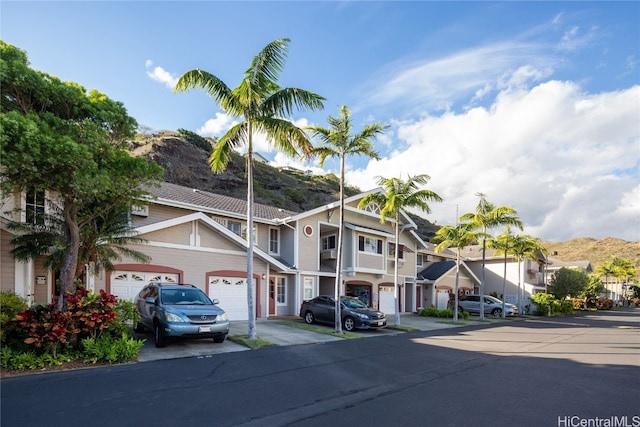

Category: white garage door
[379, 289, 395, 315]
[111, 271, 179, 301]
[208, 277, 252, 321]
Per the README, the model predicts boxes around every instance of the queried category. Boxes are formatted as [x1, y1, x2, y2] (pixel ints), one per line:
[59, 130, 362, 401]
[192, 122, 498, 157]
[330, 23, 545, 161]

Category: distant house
[253, 152, 269, 164]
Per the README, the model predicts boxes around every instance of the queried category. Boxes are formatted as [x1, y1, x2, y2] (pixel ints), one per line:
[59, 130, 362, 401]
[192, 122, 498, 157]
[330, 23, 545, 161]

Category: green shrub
[0, 292, 29, 342]
[530, 293, 574, 316]
[417, 307, 469, 319]
[82, 333, 144, 364]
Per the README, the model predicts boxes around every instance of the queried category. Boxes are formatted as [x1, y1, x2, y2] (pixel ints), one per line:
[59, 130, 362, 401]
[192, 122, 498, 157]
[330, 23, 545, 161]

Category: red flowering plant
[66, 289, 119, 341]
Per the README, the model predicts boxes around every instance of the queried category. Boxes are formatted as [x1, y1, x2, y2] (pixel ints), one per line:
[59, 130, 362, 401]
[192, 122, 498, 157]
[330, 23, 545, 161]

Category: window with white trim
[269, 228, 280, 254]
[228, 221, 241, 235]
[303, 277, 314, 300]
[358, 236, 383, 254]
[416, 254, 424, 267]
[276, 277, 286, 304]
[388, 243, 404, 259]
[25, 188, 45, 225]
[321, 234, 337, 250]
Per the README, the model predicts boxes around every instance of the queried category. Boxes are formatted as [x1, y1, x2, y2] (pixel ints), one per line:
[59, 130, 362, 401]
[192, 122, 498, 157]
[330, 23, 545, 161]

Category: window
[228, 221, 241, 235]
[416, 254, 424, 267]
[25, 188, 45, 225]
[303, 277, 314, 300]
[358, 236, 383, 254]
[269, 228, 280, 254]
[276, 277, 286, 304]
[321, 234, 337, 250]
[388, 243, 404, 259]
[228, 221, 257, 243]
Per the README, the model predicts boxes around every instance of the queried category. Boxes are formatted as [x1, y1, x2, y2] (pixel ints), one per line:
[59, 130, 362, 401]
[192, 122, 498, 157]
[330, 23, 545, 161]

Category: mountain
[542, 237, 640, 271]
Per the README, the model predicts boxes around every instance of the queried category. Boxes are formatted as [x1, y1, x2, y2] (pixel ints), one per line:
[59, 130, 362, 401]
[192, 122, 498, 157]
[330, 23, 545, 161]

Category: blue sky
[2, 1, 639, 242]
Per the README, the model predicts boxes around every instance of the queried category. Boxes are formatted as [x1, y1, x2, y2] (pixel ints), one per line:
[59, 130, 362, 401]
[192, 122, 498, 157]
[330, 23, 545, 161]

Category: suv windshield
[161, 288, 212, 305]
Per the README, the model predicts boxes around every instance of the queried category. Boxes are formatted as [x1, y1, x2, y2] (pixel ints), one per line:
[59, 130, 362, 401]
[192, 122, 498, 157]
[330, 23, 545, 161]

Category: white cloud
[343, 80, 640, 242]
[197, 113, 237, 137]
[145, 60, 179, 89]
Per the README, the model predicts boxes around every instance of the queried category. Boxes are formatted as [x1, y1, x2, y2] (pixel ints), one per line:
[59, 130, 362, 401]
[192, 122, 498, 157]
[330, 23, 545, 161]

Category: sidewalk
[136, 313, 492, 362]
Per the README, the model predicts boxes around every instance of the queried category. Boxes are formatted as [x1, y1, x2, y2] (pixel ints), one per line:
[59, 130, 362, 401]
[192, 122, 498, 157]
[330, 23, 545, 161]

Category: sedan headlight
[217, 313, 228, 322]
[165, 312, 185, 323]
[356, 312, 370, 319]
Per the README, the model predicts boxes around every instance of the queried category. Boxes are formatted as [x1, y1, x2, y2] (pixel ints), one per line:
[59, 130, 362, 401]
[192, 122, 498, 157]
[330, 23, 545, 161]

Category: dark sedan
[299, 295, 387, 331]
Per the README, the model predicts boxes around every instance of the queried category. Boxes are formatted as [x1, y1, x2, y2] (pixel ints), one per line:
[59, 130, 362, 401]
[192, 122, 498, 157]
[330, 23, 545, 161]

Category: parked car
[299, 295, 387, 331]
[457, 294, 518, 316]
[134, 282, 229, 348]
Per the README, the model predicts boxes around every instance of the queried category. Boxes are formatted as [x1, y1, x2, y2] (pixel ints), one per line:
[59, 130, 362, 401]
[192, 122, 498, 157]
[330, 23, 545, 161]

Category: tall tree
[493, 232, 546, 315]
[174, 38, 325, 339]
[611, 257, 637, 305]
[306, 105, 386, 333]
[487, 226, 515, 318]
[433, 222, 479, 322]
[459, 193, 522, 319]
[358, 174, 442, 326]
[0, 41, 162, 310]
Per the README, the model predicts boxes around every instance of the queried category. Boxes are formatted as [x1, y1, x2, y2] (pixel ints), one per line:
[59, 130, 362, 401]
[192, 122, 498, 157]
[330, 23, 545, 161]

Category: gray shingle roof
[147, 182, 297, 221]
[418, 261, 456, 281]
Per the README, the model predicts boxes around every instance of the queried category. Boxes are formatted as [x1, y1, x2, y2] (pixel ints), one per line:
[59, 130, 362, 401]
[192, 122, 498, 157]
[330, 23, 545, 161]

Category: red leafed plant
[66, 289, 118, 340]
[15, 304, 72, 358]
[12, 289, 120, 357]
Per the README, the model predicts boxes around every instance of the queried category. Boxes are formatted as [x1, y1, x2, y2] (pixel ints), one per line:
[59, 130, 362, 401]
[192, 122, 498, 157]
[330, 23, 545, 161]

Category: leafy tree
[0, 41, 163, 310]
[174, 38, 324, 339]
[306, 105, 386, 333]
[549, 267, 589, 299]
[611, 257, 637, 305]
[358, 174, 442, 326]
[433, 222, 480, 322]
[580, 275, 605, 299]
[509, 234, 546, 312]
[460, 193, 523, 319]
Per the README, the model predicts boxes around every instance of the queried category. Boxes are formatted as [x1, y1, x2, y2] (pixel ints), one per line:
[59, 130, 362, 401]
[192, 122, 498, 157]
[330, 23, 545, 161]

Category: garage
[379, 287, 395, 314]
[208, 276, 250, 321]
[110, 271, 179, 301]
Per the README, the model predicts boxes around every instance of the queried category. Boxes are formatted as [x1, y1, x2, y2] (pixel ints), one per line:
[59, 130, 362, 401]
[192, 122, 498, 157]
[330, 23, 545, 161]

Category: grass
[227, 335, 278, 350]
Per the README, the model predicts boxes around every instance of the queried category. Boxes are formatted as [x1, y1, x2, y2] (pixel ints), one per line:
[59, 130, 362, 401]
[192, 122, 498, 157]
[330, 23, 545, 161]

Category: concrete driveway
[135, 313, 493, 362]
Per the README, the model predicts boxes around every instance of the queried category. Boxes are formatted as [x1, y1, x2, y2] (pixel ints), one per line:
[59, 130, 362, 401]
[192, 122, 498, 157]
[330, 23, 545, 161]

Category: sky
[2, 1, 639, 242]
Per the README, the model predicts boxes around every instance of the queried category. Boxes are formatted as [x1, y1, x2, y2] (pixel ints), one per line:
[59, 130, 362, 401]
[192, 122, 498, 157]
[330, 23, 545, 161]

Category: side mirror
[212, 298, 220, 305]
[145, 297, 155, 305]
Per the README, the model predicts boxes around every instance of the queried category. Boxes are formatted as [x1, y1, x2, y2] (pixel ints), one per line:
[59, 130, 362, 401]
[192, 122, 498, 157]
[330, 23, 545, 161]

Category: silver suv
[134, 283, 230, 348]
[457, 294, 518, 316]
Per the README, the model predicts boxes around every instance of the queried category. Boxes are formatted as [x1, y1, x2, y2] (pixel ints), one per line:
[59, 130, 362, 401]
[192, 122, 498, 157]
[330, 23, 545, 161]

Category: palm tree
[433, 222, 479, 322]
[174, 38, 325, 339]
[459, 193, 522, 320]
[491, 229, 546, 317]
[306, 105, 386, 334]
[510, 234, 546, 312]
[595, 259, 616, 298]
[358, 174, 443, 326]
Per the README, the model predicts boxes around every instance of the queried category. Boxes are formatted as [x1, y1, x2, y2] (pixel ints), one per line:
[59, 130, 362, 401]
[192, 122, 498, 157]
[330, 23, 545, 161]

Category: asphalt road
[2, 310, 639, 427]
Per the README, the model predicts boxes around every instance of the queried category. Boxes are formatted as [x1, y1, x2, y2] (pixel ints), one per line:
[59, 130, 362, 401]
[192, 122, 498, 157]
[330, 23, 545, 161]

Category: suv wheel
[491, 308, 502, 317]
[134, 322, 145, 333]
[154, 322, 167, 348]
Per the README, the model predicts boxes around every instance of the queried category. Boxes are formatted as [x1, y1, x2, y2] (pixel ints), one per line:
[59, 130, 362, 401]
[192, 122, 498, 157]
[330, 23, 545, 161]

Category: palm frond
[210, 123, 247, 171]
[247, 38, 290, 85]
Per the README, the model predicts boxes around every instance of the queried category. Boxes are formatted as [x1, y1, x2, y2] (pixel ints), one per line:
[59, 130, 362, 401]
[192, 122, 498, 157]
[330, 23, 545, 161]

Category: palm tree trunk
[246, 122, 256, 340]
[454, 248, 460, 322]
[480, 233, 486, 320]
[502, 251, 507, 318]
[334, 154, 345, 334]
